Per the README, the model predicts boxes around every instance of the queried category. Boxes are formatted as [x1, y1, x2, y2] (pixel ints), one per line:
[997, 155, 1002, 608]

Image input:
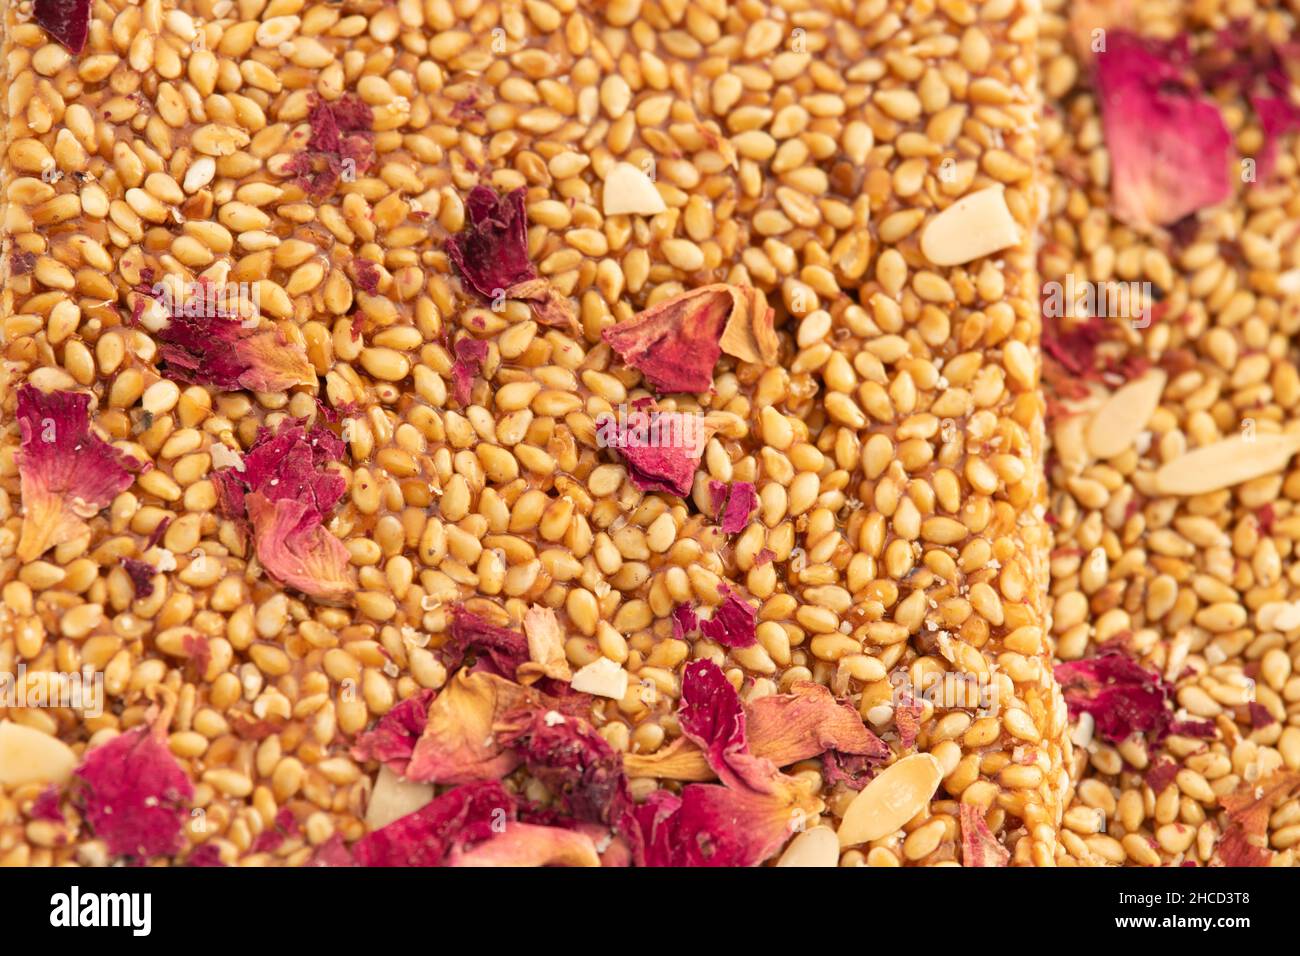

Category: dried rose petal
[15, 386, 140, 561]
[185, 844, 226, 867]
[439, 606, 530, 677]
[821, 750, 877, 791]
[75, 696, 193, 859]
[287, 94, 374, 197]
[625, 678, 886, 781]
[307, 833, 354, 866]
[351, 689, 436, 774]
[1145, 756, 1179, 794]
[678, 660, 780, 792]
[496, 705, 631, 827]
[698, 585, 758, 649]
[671, 603, 699, 641]
[405, 670, 537, 784]
[1055, 651, 1195, 744]
[121, 558, 157, 599]
[1248, 702, 1277, 729]
[33, 0, 90, 54]
[1094, 32, 1232, 230]
[247, 492, 355, 601]
[447, 186, 537, 300]
[633, 781, 812, 867]
[352, 258, 382, 294]
[213, 420, 346, 523]
[894, 695, 923, 750]
[631, 660, 819, 866]
[959, 803, 1010, 867]
[504, 279, 578, 334]
[354, 780, 516, 866]
[158, 314, 315, 393]
[450, 337, 490, 405]
[29, 786, 64, 822]
[708, 480, 758, 534]
[1213, 772, 1300, 867]
[446, 822, 601, 867]
[1250, 94, 1300, 180]
[602, 285, 736, 393]
[599, 405, 712, 497]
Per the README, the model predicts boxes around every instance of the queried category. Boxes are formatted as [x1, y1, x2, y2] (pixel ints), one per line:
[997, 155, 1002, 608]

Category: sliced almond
[0, 721, 78, 787]
[837, 753, 944, 848]
[601, 162, 667, 217]
[1085, 369, 1166, 460]
[1152, 432, 1300, 496]
[919, 186, 1021, 267]
[569, 656, 629, 700]
[776, 825, 840, 867]
[364, 765, 435, 830]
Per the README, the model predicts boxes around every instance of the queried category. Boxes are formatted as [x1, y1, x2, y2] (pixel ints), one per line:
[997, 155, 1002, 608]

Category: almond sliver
[364, 765, 435, 830]
[776, 825, 840, 867]
[1085, 370, 1166, 460]
[0, 721, 78, 787]
[1153, 432, 1300, 496]
[837, 752, 944, 848]
[919, 186, 1021, 267]
[602, 162, 667, 216]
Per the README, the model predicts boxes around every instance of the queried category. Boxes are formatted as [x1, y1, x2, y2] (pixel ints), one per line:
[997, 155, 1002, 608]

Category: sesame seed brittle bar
[0, 0, 1069, 867]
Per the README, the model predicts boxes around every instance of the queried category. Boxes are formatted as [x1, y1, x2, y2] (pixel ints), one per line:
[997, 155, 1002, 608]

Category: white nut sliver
[1085, 370, 1166, 460]
[837, 753, 944, 848]
[0, 721, 78, 787]
[602, 162, 667, 217]
[1152, 432, 1300, 496]
[920, 186, 1021, 266]
[569, 656, 628, 700]
[776, 825, 840, 867]
[209, 443, 244, 472]
[364, 765, 435, 830]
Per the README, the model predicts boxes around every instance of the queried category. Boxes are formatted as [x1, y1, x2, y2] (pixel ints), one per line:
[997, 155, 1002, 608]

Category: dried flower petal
[29, 786, 64, 822]
[121, 558, 157, 599]
[517, 605, 572, 684]
[405, 669, 536, 784]
[247, 493, 355, 601]
[1213, 772, 1300, 866]
[450, 337, 490, 405]
[351, 689, 436, 774]
[959, 803, 1010, 867]
[678, 660, 780, 792]
[75, 696, 193, 859]
[447, 822, 601, 867]
[671, 603, 699, 641]
[185, 844, 227, 867]
[599, 405, 712, 497]
[440, 606, 530, 677]
[894, 695, 923, 751]
[288, 95, 374, 197]
[213, 420, 346, 522]
[16, 386, 140, 561]
[447, 186, 537, 300]
[1250, 94, 1300, 180]
[354, 780, 516, 867]
[33, 0, 90, 54]
[1094, 33, 1232, 230]
[158, 314, 315, 393]
[624, 679, 887, 781]
[708, 480, 758, 534]
[602, 285, 736, 393]
[718, 285, 779, 366]
[496, 705, 631, 827]
[1055, 651, 1199, 744]
[698, 585, 759, 649]
[1145, 757, 1179, 794]
[504, 279, 579, 334]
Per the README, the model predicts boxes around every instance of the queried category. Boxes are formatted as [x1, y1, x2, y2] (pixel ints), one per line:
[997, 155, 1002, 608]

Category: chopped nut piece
[919, 186, 1022, 266]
